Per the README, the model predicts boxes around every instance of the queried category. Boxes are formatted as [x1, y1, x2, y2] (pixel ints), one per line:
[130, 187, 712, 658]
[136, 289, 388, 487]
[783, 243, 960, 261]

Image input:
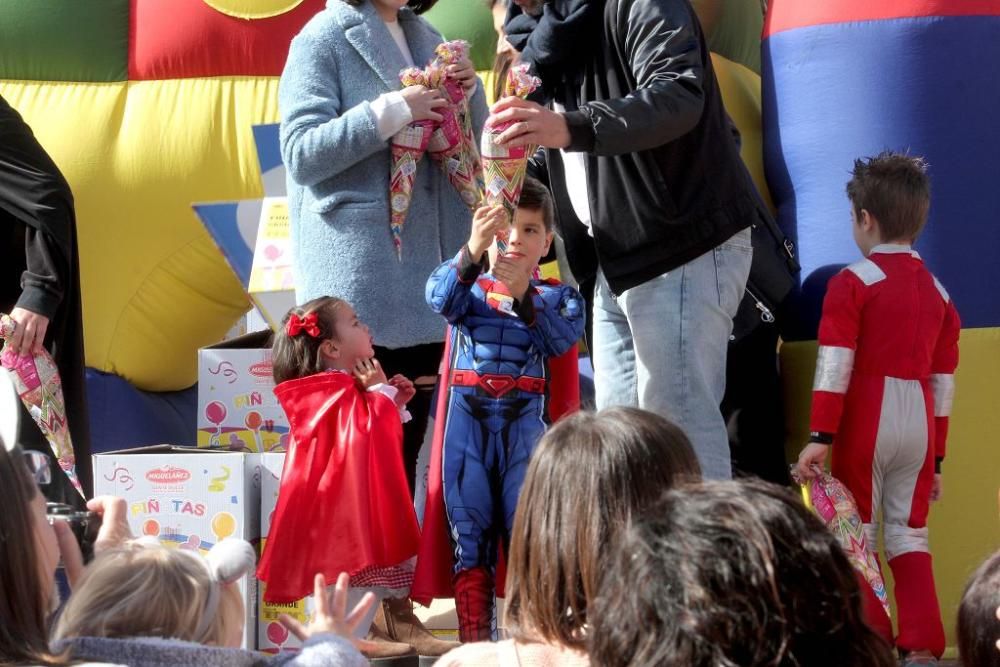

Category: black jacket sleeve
[564, 0, 705, 155]
[16, 227, 66, 320]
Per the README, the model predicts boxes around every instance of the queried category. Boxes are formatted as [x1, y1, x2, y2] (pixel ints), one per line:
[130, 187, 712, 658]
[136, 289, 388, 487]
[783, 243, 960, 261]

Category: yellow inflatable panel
[780, 327, 1000, 647]
[0, 77, 281, 391]
[711, 53, 773, 210]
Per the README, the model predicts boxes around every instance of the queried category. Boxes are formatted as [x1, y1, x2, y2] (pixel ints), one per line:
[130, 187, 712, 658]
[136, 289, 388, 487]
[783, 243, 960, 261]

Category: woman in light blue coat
[279, 0, 487, 658]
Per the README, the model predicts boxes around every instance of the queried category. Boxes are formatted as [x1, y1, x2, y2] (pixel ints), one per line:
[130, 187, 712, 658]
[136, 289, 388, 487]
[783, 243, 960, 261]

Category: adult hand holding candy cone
[481, 64, 542, 254]
[0, 312, 83, 496]
[389, 67, 440, 259]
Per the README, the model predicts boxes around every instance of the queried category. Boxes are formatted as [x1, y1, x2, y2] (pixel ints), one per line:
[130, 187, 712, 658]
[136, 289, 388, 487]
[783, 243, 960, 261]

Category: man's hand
[468, 205, 508, 259]
[795, 442, 830, 480]
[7, 307, 49, 356]
[488, 97, 570, 149]
[930, 474, 943, 502]
[492, 256, 532, 302]
[279, 572, 377, 650]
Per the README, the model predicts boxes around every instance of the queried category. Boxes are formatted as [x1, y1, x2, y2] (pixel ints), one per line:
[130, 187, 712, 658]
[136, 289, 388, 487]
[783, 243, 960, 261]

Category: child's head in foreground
[53, 539, 255, 650]
[957, 549, 1000, 667]
[503, 406, 701, 649]
[589, 479, 897, 667]
[846, 151, 930, 255]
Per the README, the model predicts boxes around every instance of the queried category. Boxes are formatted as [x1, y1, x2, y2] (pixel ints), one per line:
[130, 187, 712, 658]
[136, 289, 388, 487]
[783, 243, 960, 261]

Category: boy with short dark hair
[797, 152, 960, 665]
[424, 177, 585, 642]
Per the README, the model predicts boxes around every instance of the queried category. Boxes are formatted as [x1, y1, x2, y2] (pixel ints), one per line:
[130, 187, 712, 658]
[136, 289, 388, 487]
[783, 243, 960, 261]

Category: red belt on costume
[450, 370, 546, 398]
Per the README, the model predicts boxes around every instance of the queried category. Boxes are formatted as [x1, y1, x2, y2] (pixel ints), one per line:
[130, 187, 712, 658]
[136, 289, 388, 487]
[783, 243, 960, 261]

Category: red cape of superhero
[410, 330, 580, 605]
[257, 371, 420, 604]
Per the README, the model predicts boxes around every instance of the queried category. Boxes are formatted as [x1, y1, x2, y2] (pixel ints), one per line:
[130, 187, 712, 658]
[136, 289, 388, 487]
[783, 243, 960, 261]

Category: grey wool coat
[280, 0, 488, 349]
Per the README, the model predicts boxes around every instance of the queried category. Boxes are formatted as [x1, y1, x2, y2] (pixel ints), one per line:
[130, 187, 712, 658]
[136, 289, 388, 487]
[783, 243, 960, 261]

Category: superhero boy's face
[327, 305, 375, 367]
[488, 206, 554, 270]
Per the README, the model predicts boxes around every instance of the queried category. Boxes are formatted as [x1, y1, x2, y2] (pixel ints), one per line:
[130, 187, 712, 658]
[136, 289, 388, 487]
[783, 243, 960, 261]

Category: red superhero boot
[453, 566, 494, 642]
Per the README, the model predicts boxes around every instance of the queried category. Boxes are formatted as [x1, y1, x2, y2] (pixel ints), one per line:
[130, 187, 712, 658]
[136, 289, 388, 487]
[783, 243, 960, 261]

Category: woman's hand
[448, 55, 479, 93]
[354, 358, 388, 388]
[59, 496, 134, 588]
[279, 572, 378, 650]
[400, 85, 447, 123]
[7, 307, 49, 356]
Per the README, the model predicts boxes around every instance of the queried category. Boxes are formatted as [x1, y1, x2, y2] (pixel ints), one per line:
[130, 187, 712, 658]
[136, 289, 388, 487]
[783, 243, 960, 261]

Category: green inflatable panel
[423, 0, 497, 72]
[691, 0, 763, 74]
[0, 0, 129, 82]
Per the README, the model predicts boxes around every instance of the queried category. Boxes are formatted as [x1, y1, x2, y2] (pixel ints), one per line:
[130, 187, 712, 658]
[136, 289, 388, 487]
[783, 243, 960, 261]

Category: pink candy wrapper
[794, 467, 890, 617]
[0, 313, 83, 496]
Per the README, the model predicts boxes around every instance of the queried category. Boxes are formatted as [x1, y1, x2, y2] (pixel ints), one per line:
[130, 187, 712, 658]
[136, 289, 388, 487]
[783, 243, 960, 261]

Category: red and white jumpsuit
[810, 244, 960, 657]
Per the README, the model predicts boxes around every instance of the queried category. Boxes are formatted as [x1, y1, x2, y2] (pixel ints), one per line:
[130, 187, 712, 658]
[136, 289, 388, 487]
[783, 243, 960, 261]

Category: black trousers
[373, 341, 445, 497]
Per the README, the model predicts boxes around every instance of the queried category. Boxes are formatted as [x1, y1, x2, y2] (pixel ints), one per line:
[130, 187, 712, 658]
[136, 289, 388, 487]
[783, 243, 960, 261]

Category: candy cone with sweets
[389, 67, 435, 259]
[480, 64, 541, 254]
[0, 312, 83, 496]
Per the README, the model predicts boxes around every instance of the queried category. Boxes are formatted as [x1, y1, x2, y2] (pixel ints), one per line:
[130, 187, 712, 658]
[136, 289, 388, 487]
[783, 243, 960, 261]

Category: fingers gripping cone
[0, 313, 83, 496]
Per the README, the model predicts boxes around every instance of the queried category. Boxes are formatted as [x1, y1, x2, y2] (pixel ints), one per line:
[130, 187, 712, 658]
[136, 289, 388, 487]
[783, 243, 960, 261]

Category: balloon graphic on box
[142, 519, 160, 537]
[205, 400, 228, 447]
[266, 621, 288, 648]
[212, 511, 237, 541]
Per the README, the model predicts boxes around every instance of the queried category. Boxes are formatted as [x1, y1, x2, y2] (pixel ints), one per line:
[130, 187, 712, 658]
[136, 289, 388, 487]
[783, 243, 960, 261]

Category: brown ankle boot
[362, 619, 415, 659]
[379, 596, 461, 656]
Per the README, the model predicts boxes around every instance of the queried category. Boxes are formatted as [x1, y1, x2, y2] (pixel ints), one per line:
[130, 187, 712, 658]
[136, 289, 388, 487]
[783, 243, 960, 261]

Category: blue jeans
[592, 228, 753, 479]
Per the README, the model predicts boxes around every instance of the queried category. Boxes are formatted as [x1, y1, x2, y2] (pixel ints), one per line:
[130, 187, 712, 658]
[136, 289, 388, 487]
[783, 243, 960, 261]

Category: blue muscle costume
[425, 245, 584, 640]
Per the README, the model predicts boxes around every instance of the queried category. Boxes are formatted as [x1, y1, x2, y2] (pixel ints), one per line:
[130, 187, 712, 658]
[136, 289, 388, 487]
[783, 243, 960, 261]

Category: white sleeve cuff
[367, 383, 412, 423]
[370, 91, 414, 141]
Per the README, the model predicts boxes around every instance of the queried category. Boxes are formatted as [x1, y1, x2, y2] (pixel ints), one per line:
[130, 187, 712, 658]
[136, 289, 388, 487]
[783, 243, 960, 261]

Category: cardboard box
[197, 330, 288, 452]
[93, 446, 263, 649]
[256, 452, 319, 653]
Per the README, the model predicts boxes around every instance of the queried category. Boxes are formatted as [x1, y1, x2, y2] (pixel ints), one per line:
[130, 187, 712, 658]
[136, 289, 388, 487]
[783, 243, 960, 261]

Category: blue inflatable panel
[764, 16, 1000, 333]
[86, 368, 196, 454]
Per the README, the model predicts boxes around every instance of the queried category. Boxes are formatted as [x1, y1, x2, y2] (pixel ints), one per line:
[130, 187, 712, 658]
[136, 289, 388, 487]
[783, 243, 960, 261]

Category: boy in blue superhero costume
[425, 178, 584, 641]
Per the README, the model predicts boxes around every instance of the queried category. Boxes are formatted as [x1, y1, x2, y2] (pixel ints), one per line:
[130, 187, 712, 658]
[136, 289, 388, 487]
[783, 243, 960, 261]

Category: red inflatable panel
[129, 0, 325, 80]
[764, 0, 1000, 37]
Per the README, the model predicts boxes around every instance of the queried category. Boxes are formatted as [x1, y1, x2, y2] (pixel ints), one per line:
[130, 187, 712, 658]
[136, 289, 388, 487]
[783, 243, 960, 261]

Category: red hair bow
[286, 312, 321, 338]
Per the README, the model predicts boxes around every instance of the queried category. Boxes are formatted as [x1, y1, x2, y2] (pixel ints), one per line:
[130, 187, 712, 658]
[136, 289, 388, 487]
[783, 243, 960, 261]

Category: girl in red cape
[257, 296, 456, 659]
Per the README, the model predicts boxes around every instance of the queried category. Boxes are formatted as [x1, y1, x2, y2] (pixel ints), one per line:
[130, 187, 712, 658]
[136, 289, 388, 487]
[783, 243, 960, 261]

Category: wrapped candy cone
[389, 67, 435, 259]
[432, 40, 484, 197]
[481, 64, 541, 254]
[427, 106, 482, 210]
[793, 467, 891, 618]
[0, 313, 83, 497]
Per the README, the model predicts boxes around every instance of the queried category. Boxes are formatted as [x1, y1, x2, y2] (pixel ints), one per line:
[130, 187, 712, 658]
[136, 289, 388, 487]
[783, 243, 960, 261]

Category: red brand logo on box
[249, 361, 273, 378]
[145, 466, 192, 484]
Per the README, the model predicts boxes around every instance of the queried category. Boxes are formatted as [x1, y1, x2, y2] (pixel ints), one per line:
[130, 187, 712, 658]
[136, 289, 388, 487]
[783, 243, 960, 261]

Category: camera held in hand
[47, 502, 101, 563]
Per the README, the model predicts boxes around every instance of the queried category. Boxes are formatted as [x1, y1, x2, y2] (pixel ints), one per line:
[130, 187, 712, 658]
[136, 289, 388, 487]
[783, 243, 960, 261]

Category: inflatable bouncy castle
[0, 0, 496, 448]
[764, 0, 1000, 645]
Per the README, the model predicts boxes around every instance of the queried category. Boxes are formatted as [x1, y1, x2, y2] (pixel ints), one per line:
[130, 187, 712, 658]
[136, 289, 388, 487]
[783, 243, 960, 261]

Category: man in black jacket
[493, 0, 766, 478]
[0, 94, 92, 501]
